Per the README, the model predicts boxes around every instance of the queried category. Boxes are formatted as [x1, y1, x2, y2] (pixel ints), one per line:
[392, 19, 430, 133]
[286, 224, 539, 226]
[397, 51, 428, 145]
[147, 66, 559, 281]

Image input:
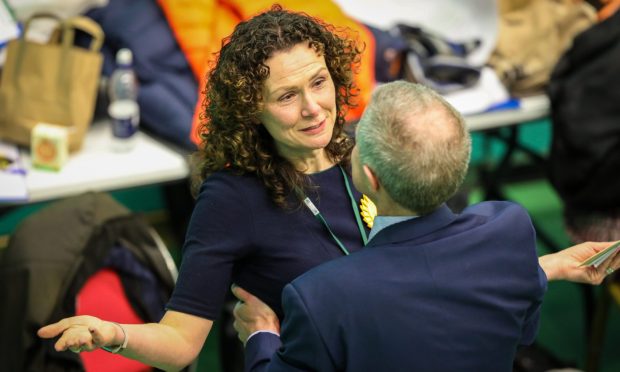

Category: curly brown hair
[192, 4, 363, 208]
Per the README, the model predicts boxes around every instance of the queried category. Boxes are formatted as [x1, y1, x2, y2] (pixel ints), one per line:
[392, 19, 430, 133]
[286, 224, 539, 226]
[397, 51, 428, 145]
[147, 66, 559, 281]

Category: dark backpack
[0, 192, 177, 372]
[548, 11, 620, 213]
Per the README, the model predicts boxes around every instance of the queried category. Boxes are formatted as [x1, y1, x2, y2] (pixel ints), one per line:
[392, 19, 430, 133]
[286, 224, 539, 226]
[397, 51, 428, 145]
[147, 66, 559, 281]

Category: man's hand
[231, 284, 280, 345]
[37, 316, 121, 353]
[540, 241, 620, 285]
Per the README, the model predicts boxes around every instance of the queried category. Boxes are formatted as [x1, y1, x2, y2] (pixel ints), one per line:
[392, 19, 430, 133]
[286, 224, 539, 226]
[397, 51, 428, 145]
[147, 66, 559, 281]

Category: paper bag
[0, 14, 104, 151]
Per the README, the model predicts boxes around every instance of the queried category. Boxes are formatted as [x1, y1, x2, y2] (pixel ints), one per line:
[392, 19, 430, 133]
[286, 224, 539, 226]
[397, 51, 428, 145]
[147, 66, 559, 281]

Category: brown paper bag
[0, 14, 104, 151]
[489, 0, 596, 96]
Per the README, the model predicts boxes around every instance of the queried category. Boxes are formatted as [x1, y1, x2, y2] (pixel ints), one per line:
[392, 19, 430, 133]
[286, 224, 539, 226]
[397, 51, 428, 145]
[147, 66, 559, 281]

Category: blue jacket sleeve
[244, 332, 282, 372]
[244, 283, 337, 372]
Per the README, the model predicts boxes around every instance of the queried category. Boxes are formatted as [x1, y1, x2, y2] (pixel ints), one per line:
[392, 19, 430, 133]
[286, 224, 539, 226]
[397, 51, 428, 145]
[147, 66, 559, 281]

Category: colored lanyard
[302, 166, 368, 256]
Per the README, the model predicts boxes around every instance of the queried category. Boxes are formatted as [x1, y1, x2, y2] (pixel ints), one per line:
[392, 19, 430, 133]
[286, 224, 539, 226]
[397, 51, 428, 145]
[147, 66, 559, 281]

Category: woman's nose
[301, 94, 321, 117]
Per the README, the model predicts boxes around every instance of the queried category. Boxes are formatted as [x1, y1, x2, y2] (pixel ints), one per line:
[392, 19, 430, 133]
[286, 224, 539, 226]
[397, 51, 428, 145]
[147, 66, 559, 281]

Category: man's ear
[363, 165, 380, 192]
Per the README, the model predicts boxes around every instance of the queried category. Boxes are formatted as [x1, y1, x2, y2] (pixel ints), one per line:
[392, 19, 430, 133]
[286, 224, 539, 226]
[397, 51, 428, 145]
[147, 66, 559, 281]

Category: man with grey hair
[353, 80, 471, 217]
[230, 81, 616, 371]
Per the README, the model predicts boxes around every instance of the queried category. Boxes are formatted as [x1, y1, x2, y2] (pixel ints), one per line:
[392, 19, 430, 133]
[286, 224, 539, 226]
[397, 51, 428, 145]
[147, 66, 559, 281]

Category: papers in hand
[579, 241, 620, 268]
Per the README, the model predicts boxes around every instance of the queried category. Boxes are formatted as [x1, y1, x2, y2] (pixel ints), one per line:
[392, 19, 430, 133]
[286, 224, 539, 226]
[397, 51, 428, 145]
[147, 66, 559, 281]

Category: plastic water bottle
[108, 48, 139, 152]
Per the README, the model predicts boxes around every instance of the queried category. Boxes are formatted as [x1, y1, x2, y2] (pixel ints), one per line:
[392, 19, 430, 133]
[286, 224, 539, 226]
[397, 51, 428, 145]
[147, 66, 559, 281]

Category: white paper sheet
[0, 141, 28, 202]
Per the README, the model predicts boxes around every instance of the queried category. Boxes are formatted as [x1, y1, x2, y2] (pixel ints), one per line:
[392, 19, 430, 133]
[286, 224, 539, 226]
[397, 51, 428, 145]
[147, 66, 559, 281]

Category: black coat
[548, 10, 620, 214]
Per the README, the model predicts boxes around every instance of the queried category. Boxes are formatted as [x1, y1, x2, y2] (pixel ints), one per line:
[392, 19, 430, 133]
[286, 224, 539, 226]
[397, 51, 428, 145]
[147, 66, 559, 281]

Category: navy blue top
[166, 165, 368, 319]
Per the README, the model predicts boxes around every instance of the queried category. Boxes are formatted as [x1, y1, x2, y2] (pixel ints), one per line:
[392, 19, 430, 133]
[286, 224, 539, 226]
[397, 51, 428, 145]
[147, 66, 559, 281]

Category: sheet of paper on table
[0, 140, 28, 202]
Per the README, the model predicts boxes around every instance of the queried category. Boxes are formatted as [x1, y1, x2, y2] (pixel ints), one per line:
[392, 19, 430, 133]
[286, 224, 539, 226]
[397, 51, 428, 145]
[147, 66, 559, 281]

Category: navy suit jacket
[245, 202, 547, 372]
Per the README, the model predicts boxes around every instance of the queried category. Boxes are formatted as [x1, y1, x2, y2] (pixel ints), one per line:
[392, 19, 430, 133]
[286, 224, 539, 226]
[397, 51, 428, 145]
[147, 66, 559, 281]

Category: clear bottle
[108, 48, 139, 152]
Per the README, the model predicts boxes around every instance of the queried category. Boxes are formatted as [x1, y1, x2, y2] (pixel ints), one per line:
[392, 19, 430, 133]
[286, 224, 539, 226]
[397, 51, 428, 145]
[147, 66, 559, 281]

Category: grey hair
[356, 81, 471, 215]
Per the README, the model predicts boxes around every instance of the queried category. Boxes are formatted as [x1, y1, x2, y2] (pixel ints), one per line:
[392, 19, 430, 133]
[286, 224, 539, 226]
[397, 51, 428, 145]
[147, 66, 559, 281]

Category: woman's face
[258, 43, 337, 161]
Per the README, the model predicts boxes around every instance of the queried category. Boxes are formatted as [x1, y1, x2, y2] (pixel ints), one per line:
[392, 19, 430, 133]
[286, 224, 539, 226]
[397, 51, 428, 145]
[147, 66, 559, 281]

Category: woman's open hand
[37, 315, 119, 353]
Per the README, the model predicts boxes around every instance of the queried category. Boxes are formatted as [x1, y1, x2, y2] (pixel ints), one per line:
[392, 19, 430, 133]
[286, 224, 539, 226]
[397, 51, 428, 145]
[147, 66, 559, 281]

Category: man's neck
[374, 194, 417, 217]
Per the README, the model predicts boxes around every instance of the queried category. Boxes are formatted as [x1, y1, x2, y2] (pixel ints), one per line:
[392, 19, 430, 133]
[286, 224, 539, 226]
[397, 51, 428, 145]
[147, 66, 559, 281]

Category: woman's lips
[300, 119, 326, 135]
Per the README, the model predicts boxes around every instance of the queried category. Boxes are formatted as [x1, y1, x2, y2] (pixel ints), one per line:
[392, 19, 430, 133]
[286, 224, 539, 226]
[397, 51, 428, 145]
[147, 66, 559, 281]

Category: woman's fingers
[37, 316, 104, 352]
[56, 325, 95, 352]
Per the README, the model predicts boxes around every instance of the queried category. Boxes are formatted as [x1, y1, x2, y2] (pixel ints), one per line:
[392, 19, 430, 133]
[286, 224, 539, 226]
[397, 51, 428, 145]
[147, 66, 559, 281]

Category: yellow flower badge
[360, 194, 377, 229]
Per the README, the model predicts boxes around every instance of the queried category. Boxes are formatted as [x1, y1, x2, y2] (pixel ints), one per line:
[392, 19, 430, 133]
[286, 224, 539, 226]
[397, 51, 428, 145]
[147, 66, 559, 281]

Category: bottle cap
[116, 48, 133, 66]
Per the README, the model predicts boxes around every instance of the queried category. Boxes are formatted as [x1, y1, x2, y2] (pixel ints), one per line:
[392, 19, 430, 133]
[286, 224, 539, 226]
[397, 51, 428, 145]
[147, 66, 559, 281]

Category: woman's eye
[314, 78, 326, 88]
[279, 92, 295, 102]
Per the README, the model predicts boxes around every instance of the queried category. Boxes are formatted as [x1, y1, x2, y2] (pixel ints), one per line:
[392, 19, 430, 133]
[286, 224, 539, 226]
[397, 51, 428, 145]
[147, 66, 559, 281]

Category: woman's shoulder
[199, 169, 261, 195]
[205, 168, 256, 181]
[194, 169, 281, 218]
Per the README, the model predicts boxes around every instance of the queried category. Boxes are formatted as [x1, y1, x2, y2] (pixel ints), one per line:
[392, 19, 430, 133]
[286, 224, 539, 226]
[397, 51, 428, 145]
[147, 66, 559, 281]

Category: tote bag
[0, 14, 104, 151]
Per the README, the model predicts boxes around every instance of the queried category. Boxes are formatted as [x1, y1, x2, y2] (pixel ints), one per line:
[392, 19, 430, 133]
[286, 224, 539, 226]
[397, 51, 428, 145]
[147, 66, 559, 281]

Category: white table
[465, 95, 550, 131]
[20, 119, 190, 203]
[0, 119, 191, 250]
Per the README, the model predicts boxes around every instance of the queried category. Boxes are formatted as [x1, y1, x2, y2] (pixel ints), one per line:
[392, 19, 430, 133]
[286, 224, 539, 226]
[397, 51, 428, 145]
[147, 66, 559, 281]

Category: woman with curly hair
[37, 5, 620, 370]
[38, 5, 370, 370]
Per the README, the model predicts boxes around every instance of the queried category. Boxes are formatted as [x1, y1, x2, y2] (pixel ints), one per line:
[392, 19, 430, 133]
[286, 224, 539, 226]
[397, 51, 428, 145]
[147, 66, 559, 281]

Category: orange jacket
[158, 0, 375, 145]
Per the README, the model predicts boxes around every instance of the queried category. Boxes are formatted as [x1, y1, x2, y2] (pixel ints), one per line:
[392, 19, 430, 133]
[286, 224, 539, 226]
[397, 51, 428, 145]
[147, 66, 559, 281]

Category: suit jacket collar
[366, 204, 457, 247]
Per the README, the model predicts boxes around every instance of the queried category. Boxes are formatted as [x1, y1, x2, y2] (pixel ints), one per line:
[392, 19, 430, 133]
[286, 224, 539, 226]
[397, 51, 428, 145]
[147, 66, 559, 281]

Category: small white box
[31, 123, 69, 171]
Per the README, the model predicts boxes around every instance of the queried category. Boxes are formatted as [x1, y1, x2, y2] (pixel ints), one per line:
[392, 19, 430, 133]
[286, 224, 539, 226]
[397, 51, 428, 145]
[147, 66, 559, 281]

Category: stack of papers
[579, 241, 620, 268]
[0, 141, 28, 202]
